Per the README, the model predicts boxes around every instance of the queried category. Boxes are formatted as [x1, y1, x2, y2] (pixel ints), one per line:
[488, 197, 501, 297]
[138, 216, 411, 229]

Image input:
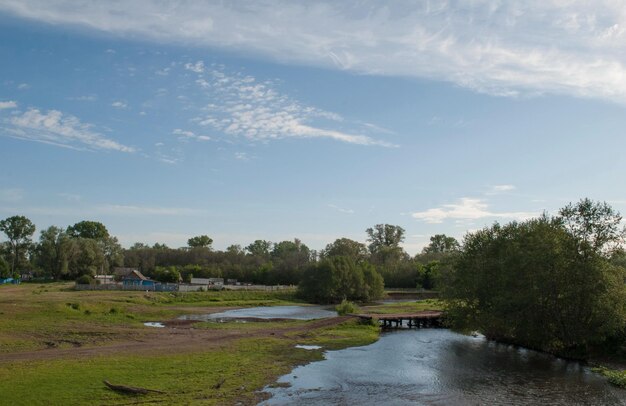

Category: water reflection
[178, 305, 336, 321]
[262, 329, 626, 405]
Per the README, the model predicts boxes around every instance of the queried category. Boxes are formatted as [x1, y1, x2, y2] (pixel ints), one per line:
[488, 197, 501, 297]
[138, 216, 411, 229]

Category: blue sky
[1, 1, 625, 254]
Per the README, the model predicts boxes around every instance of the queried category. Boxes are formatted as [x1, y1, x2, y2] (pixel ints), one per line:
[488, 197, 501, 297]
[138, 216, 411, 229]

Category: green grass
[0, 318, 378, 405]
[0, 283, 381, 404]
[0, 283, 302, 352]
[360, 299, 444, 315]
[288, 318, 380, 350]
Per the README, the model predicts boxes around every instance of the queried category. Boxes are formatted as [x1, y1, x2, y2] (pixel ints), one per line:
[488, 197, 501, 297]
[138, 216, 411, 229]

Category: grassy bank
[361, 299, 443, 315]
[0, 283, 300, 353]
[0, 283, 379, 405]
[0, 318, 378, 405]
[592, 367, 626, 388]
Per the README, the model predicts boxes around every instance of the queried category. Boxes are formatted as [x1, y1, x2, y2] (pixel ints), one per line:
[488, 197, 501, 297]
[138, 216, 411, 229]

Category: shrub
[75, 275, 93, 285]
[336, 299, 358, 315]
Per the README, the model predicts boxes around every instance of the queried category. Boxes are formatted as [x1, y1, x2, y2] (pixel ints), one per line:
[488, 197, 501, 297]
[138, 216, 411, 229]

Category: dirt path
[0, 316, 353, 364]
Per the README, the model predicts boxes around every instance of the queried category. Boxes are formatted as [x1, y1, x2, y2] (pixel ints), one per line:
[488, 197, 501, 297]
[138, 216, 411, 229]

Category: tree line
[0, 216, 457, 294]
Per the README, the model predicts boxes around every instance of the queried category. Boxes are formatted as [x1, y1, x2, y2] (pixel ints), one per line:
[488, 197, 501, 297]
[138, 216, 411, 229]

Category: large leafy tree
[36, 226, 77, 280]
[366, 224, 407, 265]
[0, 215, 36, 274]
[444, 202, 626, 358]
[366, 224, 405, 254]
[422, 234, 460, 254]
[245, 240, 272, 258]
[321, 238, 369, 263]
[67, 221, 109, 240]
[66, 220, 122, 275]
[67, 238, 105, 278]
[298, 256, 384, 303]
[271, 239, 311, 284]
[187, 235, 213, 249]
[559, 198, 625, 255]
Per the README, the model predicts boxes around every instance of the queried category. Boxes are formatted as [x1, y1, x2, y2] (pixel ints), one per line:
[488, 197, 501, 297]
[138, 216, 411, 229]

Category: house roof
[114, 267, 138, 277]
[123, 270, 148, 281]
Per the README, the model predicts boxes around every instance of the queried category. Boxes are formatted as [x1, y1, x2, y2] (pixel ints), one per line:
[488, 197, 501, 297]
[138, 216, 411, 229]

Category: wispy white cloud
[17, 83, 30, 90]
[4, 108, 135, 152]
[4, 1, 626, 102]
[190, 64, 394, 146]
[184, 61, 205, 73]
[0, 100, 17, 109]
[412, 197, 537, 224]
[111, 101, 127, 108]
[172, 128, 210, 142]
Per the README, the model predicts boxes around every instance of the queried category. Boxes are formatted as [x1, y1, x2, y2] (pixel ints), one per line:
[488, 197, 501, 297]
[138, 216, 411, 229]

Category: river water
[262, 329, 626, 405]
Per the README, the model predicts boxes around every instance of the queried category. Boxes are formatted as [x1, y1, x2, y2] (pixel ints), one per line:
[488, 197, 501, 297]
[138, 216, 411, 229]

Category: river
[262, 329, 626, 405]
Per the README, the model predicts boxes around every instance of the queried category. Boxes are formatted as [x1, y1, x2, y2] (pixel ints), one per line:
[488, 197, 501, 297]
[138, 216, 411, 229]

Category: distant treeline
[0, 216, 457, 292]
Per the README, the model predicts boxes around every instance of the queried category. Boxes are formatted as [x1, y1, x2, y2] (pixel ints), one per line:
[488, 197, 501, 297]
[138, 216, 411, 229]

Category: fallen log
[103, 380, 165, 395]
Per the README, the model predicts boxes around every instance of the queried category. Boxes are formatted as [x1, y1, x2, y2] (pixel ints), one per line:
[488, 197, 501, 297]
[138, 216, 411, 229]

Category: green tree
[36, 226, 76, 280]
[321, 238, 369, 262]
[245, 240, 272, 258]
[366, 224, 410, 287]
[422, 234, 460, 254]
[559, 198, 625, 255]
[153, 266, 181, 283]
[0, 215, 36, 274]
[187, 235, 213, 249]
[67, 238, 105, 278]
[298, 256, 384, 303]
[271, 239, 311, 284]
[366, 224, 405, 254]
[444, 209, 626, 358]
[67, 221, 109, 240]
[0, 256, 9, 278]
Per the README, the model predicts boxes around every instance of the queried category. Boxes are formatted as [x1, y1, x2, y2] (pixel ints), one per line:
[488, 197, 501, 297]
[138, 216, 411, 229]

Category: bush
[336, 299, 358, 315]
[75, 275, 93, 285]
[298, 256, 384, 304]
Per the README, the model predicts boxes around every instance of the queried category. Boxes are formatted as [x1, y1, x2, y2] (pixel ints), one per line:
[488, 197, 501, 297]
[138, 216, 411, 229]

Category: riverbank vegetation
[0, 216, 453, 292]
[443, 199, 626, 359]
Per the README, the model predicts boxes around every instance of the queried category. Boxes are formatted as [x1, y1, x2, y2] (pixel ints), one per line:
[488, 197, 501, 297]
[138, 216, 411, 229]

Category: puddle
[144, 322, 165, 328]
[178, 305, 336, 322]
[295, 345, 322, 350]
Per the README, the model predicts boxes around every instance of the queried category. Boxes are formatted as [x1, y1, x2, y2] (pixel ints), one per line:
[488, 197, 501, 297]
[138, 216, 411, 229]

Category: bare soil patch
[0, 316, 353, 364]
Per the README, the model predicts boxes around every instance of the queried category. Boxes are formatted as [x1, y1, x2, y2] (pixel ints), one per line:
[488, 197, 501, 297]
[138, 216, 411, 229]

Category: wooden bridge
[353, 310, 444, 329]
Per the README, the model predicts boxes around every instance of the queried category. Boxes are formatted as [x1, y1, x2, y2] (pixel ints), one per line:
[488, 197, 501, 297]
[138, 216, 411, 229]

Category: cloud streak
[3, 108, 134, 152]
[412, 197, 537, 224]
[3, 1, 626, 102]
[0, 100, 17, 109]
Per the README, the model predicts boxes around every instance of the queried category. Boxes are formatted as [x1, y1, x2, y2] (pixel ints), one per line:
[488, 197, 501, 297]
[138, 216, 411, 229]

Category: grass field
[0, 283, 379, 405]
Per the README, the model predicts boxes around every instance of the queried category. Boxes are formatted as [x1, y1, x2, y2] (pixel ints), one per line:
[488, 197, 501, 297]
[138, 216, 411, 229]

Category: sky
[1, 0, 626, 254]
